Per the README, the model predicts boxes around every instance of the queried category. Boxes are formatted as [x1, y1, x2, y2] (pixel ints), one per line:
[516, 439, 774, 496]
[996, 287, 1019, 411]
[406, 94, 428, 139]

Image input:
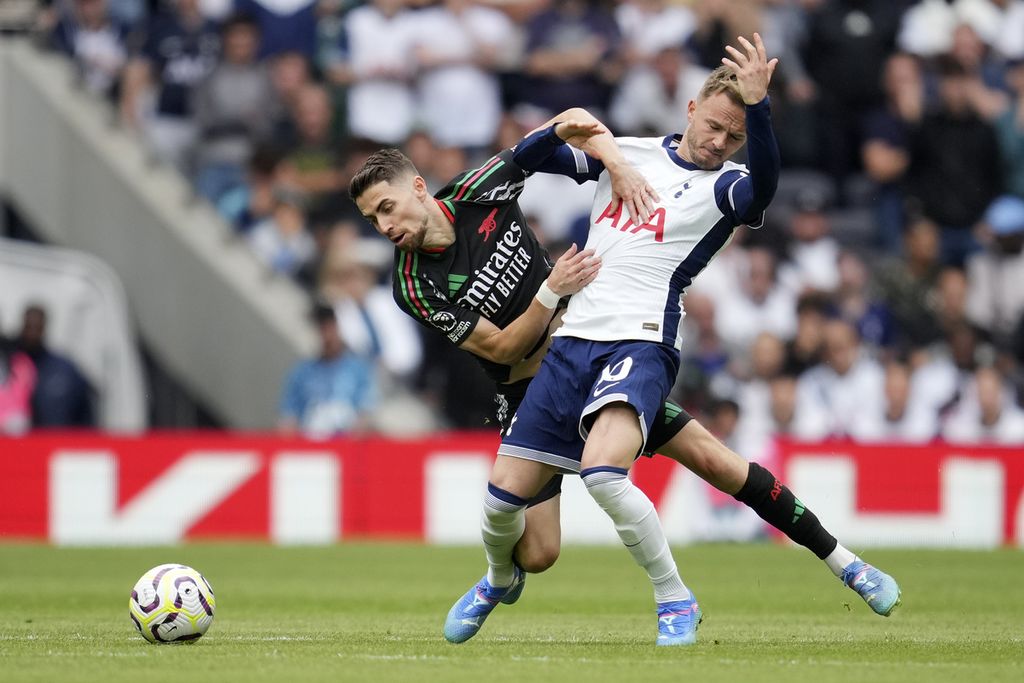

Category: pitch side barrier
[0, 433, 1021, 547]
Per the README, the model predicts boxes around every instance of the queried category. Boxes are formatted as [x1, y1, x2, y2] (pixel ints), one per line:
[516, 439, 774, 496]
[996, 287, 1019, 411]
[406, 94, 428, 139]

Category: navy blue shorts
[498, 337, 680, 473]
[495, 376, 693, 508]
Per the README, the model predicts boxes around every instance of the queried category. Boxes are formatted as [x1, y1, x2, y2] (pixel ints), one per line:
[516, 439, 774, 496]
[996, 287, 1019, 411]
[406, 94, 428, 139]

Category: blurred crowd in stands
[3, 0, 1024, 447]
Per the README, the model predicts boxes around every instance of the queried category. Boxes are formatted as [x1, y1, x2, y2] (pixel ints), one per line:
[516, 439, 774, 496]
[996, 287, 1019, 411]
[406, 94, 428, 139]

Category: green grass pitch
[0, 543, 1021, 683]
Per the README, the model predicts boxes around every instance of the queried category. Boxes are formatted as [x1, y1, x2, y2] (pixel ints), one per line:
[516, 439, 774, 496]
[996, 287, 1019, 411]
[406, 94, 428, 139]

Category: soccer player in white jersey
[443, 34, 901, 646]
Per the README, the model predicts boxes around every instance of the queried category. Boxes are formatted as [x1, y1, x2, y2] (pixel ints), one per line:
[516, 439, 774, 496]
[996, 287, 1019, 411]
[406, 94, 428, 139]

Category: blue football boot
[655, 597, 702, 646]
[500, 569, 526, 605]
[841, 560, 901, 616]
[443, 567, 525, 643]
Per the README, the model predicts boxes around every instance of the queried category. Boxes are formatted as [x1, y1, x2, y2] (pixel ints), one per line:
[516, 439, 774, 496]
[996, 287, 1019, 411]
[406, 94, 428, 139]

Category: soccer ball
[128, 564, 216, 643]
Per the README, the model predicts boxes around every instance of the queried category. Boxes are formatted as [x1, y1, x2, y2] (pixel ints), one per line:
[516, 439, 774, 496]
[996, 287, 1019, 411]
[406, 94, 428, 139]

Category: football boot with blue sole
[841, 560, 901, 616]
[655, 597, 702, 646]
[444, 567, 525, 643]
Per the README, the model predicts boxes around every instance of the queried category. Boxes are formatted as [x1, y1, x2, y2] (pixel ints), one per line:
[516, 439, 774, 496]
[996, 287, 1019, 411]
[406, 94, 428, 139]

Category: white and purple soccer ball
[128, 564, 216, 644]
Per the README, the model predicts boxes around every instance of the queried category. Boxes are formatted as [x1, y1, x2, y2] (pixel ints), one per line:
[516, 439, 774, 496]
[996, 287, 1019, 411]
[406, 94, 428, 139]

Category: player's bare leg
[444, 456, 557, 643]
[659, 420, 901, 616]
[658, 420, 749, 494]
[515, 494, 561, 573]
[580, 404, 701, 646]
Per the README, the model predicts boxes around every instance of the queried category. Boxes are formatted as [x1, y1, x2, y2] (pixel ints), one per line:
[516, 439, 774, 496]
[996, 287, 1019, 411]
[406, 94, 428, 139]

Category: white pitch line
[339, 654, 454, 662]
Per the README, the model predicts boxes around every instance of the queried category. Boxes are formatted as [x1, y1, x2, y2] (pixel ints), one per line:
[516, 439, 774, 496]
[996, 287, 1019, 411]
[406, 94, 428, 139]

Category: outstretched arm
[721, 34, 780, 224]
[513, 108, 661, 224]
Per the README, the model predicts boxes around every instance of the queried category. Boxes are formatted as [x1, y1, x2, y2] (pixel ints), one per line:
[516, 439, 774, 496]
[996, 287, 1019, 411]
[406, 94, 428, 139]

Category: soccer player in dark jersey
[438, 35, 898, 646]
[351, 145, 696, 571]
[350, 53, 897, 638]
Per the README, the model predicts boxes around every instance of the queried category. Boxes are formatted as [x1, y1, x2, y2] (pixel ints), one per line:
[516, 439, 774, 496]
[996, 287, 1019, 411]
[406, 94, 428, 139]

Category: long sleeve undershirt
[512, 97, 780, 226]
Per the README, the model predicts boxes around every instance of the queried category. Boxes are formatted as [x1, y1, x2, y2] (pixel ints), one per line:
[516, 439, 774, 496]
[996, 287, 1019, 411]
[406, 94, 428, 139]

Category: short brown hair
[348, 148, 418, 201]
[697, 65, 745, 107]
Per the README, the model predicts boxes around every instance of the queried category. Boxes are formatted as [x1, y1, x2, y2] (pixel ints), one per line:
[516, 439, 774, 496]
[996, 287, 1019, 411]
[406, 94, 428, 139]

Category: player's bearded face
[357, 178, 429, 252]
[403, 215, 429, 252]
[683, 92, 747, 170]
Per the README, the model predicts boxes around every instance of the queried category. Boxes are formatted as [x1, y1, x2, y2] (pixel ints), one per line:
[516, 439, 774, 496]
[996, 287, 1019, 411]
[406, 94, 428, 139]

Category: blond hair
[697, 65, 745, 107]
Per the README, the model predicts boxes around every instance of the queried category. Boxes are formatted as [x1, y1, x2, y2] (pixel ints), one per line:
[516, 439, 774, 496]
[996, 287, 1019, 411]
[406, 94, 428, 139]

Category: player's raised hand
[554, 119, 607, 148]
[722, 33, 778, 105]
[547, 243, 602, 296]
[608, 162, 660, 226]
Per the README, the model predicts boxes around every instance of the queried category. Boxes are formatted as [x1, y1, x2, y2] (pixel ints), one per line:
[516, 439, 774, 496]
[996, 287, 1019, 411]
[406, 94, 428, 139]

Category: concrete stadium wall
[0, 38, 316, 428]
[0, 40, 7, 191]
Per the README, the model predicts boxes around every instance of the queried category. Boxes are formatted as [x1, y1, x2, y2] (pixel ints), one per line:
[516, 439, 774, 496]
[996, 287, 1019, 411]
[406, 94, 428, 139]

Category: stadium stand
[0, 37, 316, 429]
[1, 0, 1023, 440]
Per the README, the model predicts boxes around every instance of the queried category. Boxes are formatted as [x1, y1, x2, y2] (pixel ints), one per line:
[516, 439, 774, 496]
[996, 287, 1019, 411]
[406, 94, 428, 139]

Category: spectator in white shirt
[615, 0, 695, 62]
[411, 0, 513, 151]
[320, 239, 424, 381]
[714, 247, 798, 354]
[943, 365, 1024, 443]
[794, 318, 885, 440]
[898, 0, 1001, 58]
[777, 186, 840, 296]
[51, 0, 129, 99]
[610, 45, 710, 137]
[910, 320, 989, 417]
[991, 0, 1024, 60]
[330, 0, 416, 144]
[609, 0, 701, 136]
[852, 361, 939, 443]
[734, 331, 786, 442]
[899, 0, 1024, 60]
[735, 373, 817, 464]
[247, 186, 316, 277]
[966, 195, 1024, 346]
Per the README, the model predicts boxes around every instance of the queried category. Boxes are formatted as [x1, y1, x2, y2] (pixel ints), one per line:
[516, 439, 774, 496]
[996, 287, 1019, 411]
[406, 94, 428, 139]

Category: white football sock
[825, 543, 859, 577]
[582, 467, 691, 603]
[481, 484, 527, 588]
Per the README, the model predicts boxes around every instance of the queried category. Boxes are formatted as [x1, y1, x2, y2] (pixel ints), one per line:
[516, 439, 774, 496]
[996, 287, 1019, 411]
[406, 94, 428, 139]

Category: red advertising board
[0, 433, 499, 543]
[1, 433, 1021, 547]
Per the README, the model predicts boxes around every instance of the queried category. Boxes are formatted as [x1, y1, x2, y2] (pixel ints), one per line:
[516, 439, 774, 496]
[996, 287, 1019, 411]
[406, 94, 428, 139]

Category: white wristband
[535, 280, 561, 309]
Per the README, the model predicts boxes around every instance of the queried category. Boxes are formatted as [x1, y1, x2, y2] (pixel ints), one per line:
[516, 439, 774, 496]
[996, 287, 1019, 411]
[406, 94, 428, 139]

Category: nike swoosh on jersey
[593, 381, 621, 397]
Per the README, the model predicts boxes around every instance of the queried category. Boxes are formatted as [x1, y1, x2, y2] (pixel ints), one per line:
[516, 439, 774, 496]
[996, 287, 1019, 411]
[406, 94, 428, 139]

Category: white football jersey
[555, 135, 760, 350]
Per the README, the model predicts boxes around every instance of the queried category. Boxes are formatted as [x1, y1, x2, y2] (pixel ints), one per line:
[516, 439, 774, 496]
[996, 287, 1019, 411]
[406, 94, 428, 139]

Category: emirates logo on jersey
[478, 208, 498, 241]
[457, 221, 532, 318]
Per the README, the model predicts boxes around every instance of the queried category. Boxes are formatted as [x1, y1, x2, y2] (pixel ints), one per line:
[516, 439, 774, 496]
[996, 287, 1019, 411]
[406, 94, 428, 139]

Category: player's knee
[515, 542, 560, 573]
